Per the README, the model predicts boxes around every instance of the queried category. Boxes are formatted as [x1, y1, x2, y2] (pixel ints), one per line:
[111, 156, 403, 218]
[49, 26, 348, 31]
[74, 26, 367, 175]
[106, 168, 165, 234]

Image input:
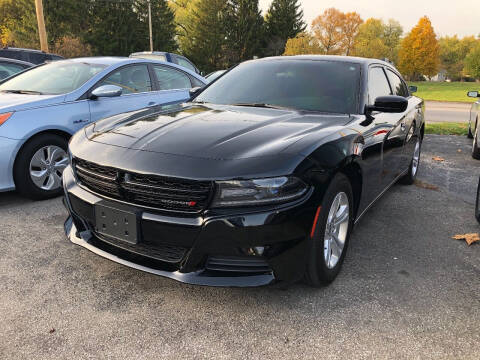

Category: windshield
[195, 60, 361, 114]
[0, 61, 107, 95]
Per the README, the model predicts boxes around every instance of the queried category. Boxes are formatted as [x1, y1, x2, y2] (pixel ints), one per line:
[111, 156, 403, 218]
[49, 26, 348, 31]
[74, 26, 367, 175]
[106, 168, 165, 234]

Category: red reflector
[188, 201, 197, 207]
[310, 206, 322, 238]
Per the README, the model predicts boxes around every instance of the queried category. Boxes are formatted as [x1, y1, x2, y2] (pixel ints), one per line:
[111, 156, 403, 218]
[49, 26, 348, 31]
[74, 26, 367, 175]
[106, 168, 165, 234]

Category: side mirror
[409, 85, 418, 93]
[468, 91, 479, 98]
[90, 85, 122, 99]
[189, 86, 202, 99]
[367, 95, 408, 113]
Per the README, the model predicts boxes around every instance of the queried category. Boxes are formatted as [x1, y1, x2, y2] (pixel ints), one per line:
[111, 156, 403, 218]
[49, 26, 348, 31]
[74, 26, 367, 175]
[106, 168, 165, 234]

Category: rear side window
[368, 67, 391, 104]
[153, 65, 192, 90]
[174, 56, 196, 73]
[98, 65, 152, 94]
[386, 69, 409, 97]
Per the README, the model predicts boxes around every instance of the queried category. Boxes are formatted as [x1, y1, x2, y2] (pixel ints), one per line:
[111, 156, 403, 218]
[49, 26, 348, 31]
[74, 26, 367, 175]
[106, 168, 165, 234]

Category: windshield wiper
[231, 103, 295, 110]
[0, 89, 44, 95]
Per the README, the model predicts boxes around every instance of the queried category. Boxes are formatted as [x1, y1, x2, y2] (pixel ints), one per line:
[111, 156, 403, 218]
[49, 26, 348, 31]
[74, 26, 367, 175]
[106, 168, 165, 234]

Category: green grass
[425, 122, 469, 136]
[408, 81, 479, 103]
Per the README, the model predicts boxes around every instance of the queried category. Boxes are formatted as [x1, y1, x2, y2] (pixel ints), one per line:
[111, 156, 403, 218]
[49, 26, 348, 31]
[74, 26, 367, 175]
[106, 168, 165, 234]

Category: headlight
[0, 112, 13, 127]
[211, 176, 308, 208]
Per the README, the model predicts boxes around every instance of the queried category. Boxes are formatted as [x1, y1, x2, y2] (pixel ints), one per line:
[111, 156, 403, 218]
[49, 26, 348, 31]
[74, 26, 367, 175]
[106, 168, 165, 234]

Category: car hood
[0, 93, 65, 112]
[86, 104, 353, 160]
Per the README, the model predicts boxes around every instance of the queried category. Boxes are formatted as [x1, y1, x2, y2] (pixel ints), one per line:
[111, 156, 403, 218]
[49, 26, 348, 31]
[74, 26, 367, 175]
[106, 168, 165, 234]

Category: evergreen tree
[224, 0, 264, 65]
[84, 0, 176, 56]
[264, 0, 306, 56]
[182, 0, 228, 73]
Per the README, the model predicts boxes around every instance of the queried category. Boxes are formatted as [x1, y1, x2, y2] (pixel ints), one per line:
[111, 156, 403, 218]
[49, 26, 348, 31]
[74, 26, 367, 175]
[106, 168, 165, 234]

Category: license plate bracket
[94, 203, 138, 244]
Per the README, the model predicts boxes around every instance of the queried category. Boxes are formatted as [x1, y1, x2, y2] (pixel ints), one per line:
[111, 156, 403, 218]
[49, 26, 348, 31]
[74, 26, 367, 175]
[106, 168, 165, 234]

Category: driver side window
[97, 65, 152, 94]
[368, 67, 392, 105]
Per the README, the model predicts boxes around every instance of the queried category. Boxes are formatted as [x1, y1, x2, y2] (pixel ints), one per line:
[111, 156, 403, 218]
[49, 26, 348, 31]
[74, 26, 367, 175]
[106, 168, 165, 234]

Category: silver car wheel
[29, 145, 68, 191]
[411, 139, 421, 177]
[324, 192, 349, 269]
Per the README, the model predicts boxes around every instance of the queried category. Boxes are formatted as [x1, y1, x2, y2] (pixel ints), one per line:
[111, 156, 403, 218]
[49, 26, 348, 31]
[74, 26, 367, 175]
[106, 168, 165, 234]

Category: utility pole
[148, 0, 153, 52]
[34, 0, 48, 52]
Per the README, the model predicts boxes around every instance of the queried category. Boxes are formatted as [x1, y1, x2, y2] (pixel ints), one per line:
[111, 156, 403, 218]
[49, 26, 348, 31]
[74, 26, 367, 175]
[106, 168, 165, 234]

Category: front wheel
[305, 173, 353, 286]
[13, 134, 69, 200]
[400, 136, 422, 185]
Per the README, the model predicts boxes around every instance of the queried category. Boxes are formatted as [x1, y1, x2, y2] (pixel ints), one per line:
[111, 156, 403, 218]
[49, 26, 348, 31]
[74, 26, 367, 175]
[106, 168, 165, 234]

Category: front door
[88, 64, 159, 122]
[368, 66, 406, 188]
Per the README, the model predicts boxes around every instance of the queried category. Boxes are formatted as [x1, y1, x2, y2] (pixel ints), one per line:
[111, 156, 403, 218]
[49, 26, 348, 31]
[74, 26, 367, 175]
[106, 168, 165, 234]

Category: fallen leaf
[452, 233, 480, 246]
[414, 179, 439, 191]
[432, 156, 445, 162]
[49, 328, 55, 334]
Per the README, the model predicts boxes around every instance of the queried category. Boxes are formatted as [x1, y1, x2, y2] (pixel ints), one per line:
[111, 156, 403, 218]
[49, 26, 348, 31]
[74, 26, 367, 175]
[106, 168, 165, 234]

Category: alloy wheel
[323, 192, 350, 269]
[411, 138, 421, 177]
[29, 145, 68, 191]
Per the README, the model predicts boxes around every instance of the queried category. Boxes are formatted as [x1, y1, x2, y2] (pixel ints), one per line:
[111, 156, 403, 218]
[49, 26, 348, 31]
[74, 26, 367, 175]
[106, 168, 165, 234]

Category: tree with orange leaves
[311, 8, 362, 55]
[283, 32, 321, 55]
[398, 16, 440, 80]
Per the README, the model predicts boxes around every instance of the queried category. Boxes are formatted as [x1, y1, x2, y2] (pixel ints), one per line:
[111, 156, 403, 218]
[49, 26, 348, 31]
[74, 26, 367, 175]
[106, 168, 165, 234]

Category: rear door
[88, 64, 159, 122]
[368, 66, 406, 188]
[385, 68, 420, 170]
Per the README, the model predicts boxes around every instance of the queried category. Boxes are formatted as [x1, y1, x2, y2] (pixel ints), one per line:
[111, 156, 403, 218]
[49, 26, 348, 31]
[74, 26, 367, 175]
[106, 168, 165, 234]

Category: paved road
[425, 101, 471, 123]
[0, 135, 479, 359]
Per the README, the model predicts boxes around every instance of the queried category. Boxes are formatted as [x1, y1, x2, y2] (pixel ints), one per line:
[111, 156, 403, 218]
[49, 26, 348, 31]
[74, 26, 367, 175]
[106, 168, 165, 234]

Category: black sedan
[63, 55, 425, 287]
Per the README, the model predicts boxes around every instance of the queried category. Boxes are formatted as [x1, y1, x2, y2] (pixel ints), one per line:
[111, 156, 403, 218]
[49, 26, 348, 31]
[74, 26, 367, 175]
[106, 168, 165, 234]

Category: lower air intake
[206, 256, 271, 273]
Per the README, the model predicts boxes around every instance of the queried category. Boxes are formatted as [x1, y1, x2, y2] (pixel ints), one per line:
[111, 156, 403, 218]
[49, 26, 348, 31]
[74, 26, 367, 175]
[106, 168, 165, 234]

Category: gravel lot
[0, 135, 479, 359]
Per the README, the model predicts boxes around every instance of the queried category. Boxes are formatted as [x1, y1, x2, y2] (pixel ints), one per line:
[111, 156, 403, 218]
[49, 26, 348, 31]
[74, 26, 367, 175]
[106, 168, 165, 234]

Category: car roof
[52, 56, 206, 81]
[130, 51, 168, 56]
[257, 55, 395, 67]
[0, 47, 58, 56]
[0, 57, 34, 66]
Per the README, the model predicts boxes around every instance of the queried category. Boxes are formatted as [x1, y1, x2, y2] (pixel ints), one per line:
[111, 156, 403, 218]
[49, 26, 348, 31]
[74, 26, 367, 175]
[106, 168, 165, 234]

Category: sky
[259, 0, 479, 38]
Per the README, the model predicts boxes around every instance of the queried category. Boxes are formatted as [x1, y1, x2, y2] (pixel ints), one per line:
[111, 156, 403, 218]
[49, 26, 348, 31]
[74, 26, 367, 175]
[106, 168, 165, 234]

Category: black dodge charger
[63, 55, 424, 287]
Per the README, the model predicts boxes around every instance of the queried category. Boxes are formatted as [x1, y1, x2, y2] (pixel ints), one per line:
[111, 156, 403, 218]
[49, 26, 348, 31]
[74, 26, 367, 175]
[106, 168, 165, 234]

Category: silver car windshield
[0, 61, 107, 95]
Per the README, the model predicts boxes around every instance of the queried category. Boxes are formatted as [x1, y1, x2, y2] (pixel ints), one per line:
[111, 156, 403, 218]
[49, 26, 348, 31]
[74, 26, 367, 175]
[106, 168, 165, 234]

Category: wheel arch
[338, 159, 363, 219]
[12, 129, 72, 178]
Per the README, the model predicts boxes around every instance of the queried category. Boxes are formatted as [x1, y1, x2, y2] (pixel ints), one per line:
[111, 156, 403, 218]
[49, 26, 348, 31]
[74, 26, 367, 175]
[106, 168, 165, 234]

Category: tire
[400, 136, 422, 185]
[13, 133, 69, 200]
[305, 173, 354, 286]
[472, 124, 480, 160]
[475, 177, 480, 224]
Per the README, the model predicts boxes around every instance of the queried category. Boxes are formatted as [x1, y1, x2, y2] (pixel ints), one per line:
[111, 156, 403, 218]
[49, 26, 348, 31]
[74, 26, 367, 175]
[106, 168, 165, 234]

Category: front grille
[206, 256, 271, 273]
[73, 158, 213, 213]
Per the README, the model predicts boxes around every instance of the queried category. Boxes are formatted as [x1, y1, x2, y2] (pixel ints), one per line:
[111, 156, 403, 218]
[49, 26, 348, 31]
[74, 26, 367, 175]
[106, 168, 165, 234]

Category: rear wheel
[14, 134, 69, 200]
[305, 173, 353, 286]
[400, 136, 422, 185]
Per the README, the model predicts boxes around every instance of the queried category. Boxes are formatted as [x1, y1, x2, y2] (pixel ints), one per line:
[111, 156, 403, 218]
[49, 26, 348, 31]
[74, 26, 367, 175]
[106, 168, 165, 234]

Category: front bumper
[63, 165, 315, 287]
[0, 135, 20, 192]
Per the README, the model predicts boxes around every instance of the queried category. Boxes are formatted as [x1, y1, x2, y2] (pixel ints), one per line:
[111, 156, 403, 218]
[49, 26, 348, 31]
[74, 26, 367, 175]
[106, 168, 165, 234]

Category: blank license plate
[94, 203, 138, 244]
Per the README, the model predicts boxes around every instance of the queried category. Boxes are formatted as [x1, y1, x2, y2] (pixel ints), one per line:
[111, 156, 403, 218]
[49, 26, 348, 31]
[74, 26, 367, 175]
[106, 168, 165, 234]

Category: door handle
[147, 101, 157, 107]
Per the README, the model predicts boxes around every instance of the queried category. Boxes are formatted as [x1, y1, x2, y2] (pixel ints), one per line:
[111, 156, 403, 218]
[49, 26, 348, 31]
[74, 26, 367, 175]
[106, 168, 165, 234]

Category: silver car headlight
[211, 176, 308, 208]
